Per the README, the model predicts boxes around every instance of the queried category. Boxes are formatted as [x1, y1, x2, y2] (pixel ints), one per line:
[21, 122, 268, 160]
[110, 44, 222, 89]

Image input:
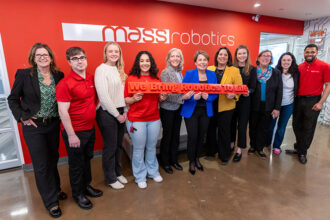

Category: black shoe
[285, 149, 298, 154]
[74, 194, 93, 210]
[232, 153, 242, 162]
[248, 148, 255, 155]
[85, 185, 103, 198]
[57, 191, 67, 200]
[195, 159, 204, 171]
[172, 163, 183, 171]
[163, 166, 173, 174]
[298, 155, 307, 164]
[189, 162, 195, 175]
[48, 205, 62, 218]
[257, 151, 267, 159]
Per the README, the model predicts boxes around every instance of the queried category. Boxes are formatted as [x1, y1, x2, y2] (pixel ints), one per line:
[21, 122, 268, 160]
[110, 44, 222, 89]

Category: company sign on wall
[62, 23, 235, 46]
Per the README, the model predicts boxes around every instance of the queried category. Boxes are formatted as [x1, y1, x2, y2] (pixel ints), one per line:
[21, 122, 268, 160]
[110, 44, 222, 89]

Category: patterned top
[34, 70, 58, 118]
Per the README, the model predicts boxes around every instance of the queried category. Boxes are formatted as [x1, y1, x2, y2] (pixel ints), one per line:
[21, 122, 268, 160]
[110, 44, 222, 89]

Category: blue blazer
[180, 68, 218, 118]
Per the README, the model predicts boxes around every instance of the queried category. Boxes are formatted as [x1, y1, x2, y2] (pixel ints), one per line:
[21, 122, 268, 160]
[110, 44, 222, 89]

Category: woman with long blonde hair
[95, 42, 128, 189]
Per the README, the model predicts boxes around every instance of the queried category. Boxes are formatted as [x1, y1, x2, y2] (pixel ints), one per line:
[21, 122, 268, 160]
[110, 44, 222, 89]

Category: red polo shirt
[56, 70, 96, 131]
[298, 58, 330, 96]
[124, 75, 160, 122]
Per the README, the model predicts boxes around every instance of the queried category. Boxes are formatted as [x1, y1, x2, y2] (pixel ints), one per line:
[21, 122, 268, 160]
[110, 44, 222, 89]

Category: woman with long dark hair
[124, 51, 166, 189]
[8, 43, 66, 218]
[231, 45, 256, 162]
[207, 47, 243, 165]
[267, 52, 299, 154]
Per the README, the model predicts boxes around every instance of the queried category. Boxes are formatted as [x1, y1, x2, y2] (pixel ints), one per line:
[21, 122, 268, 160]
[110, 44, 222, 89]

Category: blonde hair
[165, 48, 184, 71]
[234, 45, 252, 76]
[103, 42, 127, 83]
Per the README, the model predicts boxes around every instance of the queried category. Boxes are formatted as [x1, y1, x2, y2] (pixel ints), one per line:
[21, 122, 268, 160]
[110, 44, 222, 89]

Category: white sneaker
[137, 181, 147, 189]
[109, 181, 124, 189]
[153, 175, 163, 183]
[117, 175, 128, 184]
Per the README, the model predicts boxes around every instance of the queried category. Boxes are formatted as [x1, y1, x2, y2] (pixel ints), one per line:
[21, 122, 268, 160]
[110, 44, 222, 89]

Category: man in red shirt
[286, 44, 330, 164]
[56, 47, 103, 209]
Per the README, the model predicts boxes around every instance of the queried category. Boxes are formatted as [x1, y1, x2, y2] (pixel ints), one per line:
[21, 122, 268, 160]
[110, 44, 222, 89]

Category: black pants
[205, 98, 218, 156]
[249, 102, 272, 151]
[62, 128, 95, 197]
[217, 109, 234, 161]
[231, 96, 250, 149]
[160, 107, 182, 166]
[293, 95, 321, 155]
[96, 108, 124, 184]
[184, 106, 210, 162]
[22, 118, 61, 210]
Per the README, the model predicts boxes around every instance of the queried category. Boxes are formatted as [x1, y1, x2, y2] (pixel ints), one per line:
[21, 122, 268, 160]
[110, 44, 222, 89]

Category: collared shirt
[35, 69, 58, 118]
[298, 58, 330, 96]
[56, 69, 96, 131]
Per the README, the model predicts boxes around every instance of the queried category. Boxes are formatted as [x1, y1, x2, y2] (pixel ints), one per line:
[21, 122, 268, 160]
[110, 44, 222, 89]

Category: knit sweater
[94, 63, 127, 117]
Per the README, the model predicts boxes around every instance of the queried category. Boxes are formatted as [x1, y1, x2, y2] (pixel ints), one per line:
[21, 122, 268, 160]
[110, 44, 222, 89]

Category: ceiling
[160, 0, 330, 21]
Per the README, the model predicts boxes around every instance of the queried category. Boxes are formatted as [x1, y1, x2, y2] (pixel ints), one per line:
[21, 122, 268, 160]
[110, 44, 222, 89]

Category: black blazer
[250, 67, 283, 112]
[292, 71, 300, 97]
[7, 68, 64, 121]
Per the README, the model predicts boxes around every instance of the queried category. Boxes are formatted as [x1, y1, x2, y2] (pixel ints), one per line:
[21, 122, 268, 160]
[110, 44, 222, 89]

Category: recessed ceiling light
[254, 3, 261, 8]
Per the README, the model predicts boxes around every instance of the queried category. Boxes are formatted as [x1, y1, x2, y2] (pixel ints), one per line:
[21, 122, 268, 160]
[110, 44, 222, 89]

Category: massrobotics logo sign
[62, 23, 235, 46]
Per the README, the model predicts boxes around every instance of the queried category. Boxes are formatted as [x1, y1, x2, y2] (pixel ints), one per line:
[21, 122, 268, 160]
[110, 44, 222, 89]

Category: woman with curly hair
[124, 51, 166, 189]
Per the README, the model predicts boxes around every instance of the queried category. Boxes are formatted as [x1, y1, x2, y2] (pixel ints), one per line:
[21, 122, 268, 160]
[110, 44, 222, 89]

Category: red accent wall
[0, 0, 304, 164]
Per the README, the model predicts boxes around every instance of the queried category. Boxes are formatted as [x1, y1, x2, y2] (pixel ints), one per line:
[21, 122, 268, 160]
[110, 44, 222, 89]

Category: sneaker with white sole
[137, 182, 147, 189]
[117, 175, 128, 184]
[153, 175, 163, 183]
[109, 181, 124, 189]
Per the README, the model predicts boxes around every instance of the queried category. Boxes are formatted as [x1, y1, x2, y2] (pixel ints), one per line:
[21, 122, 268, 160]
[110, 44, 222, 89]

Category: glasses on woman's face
[35, 54, 49, 59]
[70, 56, 86, 62]
[261, 55, 272, 58]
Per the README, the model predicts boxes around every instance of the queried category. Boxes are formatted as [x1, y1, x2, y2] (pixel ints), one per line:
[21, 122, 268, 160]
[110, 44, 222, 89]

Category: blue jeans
[126, 119, 161, 183]
[268, 103, 294, 149]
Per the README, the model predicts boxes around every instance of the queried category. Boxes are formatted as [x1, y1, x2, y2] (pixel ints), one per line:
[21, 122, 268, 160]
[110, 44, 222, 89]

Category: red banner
[128, 82, 248, 94]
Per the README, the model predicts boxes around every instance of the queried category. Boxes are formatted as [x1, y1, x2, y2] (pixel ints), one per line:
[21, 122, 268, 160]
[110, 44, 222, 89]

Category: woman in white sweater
[95, 42, 128, 189]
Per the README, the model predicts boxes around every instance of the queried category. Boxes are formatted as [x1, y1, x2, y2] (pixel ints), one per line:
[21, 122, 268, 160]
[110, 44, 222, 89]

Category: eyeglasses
[35, 54, 49, 58]
[261, 55, 272, 58]
[70, 56, 86, 62]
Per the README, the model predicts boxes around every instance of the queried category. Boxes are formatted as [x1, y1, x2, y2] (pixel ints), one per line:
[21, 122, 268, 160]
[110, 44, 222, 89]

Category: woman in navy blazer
[181, 51, 217, 175]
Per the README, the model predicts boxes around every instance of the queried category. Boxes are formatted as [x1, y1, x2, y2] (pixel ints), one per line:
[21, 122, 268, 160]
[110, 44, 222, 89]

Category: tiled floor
[0, 123, 329, 220]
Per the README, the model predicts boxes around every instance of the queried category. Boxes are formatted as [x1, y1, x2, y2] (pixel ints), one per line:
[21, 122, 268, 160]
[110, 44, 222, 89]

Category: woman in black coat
[248, 50, 283, 159]
[7, 43, 66, 218]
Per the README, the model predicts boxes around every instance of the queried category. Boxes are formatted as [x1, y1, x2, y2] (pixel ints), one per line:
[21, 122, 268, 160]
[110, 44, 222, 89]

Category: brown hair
[103, 42, 127, 83]
[256, 50, 273, 66]
[193, 50, 209, 62]
[28, 43, 59, 75]
[65, 47, 86, 60]
[234, 45, 252, 76]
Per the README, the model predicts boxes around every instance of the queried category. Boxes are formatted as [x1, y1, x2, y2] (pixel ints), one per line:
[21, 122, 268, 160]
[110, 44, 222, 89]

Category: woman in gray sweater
[159, 48, 193, 174]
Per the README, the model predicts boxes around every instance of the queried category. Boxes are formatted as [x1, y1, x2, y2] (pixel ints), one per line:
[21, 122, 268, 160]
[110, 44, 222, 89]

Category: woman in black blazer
[248, 50, 283, 158]
[7, 43, 65, 218]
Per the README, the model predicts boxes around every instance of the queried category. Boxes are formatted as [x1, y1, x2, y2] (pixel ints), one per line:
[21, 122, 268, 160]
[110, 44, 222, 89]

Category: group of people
[7, 42, 329, 218]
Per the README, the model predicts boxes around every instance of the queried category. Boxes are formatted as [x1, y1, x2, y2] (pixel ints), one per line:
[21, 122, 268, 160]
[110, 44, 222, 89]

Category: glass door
[0, 33, 24, 170]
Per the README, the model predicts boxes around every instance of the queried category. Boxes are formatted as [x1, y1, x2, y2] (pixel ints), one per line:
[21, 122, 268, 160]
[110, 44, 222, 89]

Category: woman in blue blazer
[181, 51, 218, 175]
